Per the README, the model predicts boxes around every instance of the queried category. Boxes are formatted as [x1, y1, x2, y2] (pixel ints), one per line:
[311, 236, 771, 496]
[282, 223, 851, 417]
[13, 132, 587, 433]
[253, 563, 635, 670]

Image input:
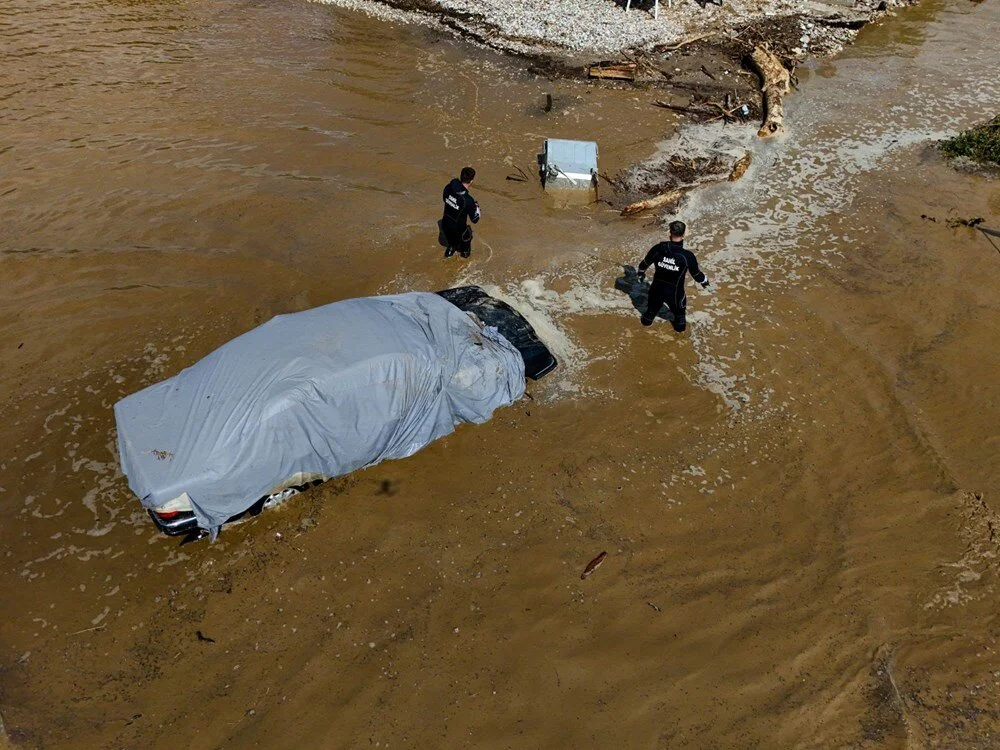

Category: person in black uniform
[440, 166, 481, 258]
[636, 220, 709, 332]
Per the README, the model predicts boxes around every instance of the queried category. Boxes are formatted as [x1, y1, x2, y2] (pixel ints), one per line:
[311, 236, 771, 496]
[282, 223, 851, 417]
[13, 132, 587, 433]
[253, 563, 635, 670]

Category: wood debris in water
[580, 551, 608, 579]
[728, 152, 752, 181]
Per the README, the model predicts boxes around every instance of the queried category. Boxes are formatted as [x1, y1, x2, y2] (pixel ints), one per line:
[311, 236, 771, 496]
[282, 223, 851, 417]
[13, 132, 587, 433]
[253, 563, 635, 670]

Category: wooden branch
[652, 100, 713, 116]
[650, 31, 717, 53]
[621, 188, 687, 217]
[659, 80, 753, 96]
[748, 46, 790, 138]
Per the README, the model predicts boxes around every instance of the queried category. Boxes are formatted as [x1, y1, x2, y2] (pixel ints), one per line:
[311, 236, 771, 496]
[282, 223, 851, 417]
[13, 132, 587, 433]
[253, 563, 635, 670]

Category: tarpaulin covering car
[115, 290, 554, 538]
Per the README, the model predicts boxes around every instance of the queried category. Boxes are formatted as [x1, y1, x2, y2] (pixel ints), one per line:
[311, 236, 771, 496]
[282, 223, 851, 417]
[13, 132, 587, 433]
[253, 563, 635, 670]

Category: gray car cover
[115, 292, 526, 535]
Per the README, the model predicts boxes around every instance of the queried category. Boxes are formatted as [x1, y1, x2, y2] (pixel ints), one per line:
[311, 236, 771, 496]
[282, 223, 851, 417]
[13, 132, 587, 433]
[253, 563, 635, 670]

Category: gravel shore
[313, 0, 902, 59]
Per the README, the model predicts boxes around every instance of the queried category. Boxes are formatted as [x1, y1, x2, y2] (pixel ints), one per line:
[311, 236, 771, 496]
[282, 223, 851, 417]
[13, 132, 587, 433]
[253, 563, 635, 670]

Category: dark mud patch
[860, 647, 910, 744]
[897, 668, 1000, 745]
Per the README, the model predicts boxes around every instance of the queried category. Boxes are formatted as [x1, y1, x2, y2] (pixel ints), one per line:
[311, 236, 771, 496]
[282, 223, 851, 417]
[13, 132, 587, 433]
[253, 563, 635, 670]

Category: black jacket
[441, 178, 481, 229]
[638, 240, 707, 289]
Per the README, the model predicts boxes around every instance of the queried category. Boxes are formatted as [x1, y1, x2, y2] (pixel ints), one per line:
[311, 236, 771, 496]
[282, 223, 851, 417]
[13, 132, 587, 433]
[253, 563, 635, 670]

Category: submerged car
[114, 287, 556, 539]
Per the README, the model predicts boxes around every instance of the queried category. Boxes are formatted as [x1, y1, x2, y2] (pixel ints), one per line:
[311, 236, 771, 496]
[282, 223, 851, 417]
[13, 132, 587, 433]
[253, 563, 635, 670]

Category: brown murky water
[2, 0, 999, 747]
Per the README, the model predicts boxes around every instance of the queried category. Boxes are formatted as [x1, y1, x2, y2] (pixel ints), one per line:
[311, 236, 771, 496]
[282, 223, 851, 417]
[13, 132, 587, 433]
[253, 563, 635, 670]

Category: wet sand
[2, 0, 999, 747]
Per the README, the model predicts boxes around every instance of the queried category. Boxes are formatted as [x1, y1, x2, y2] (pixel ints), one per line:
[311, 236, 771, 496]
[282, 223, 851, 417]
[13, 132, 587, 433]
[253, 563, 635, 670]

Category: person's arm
[687, 251, 709, 288]
[636, 245, 659, 279]
[467, 194, 481, 224]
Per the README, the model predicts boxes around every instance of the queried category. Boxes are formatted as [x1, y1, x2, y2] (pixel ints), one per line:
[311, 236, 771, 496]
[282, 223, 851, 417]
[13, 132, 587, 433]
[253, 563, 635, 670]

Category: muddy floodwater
[2, 0, 999, 747]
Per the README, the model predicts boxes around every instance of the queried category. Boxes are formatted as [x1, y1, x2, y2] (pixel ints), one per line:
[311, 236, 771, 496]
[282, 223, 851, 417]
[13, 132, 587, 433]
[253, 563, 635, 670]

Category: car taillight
[155, 510, 180, 519]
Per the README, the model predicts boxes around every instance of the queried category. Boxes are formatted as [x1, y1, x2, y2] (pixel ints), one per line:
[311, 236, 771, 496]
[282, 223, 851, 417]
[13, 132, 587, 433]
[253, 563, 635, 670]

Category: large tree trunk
[749, 46, 791, 138]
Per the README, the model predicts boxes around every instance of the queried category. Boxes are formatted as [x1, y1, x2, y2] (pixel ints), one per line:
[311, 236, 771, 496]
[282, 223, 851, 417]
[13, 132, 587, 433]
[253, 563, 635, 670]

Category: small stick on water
[581, 551, 607, 580]
[71, 624, 106, 636]
[647, 601, 662, 613]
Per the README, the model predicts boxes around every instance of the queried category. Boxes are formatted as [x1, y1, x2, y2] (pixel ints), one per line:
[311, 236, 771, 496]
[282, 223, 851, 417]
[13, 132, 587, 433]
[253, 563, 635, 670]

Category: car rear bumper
[148, 508, 200, 536]
[146, 479, 324, 537]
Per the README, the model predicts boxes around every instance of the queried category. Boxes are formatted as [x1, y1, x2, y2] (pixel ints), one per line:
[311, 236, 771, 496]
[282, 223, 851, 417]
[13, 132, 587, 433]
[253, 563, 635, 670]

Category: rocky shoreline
[313, 0, 910, 64]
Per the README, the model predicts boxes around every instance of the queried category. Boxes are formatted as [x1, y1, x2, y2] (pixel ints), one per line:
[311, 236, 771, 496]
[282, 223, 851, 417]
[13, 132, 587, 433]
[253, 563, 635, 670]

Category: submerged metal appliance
[538, 138, 599, 192]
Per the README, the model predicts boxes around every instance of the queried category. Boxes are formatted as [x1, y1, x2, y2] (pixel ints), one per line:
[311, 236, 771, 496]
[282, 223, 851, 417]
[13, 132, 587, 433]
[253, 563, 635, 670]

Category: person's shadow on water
[615, 265, 674, 322]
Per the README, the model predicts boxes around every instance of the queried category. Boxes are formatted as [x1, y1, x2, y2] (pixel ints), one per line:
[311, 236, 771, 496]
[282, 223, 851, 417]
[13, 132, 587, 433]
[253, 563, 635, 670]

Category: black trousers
[641, 280, 686, 331]
[441, 221, 473, 257]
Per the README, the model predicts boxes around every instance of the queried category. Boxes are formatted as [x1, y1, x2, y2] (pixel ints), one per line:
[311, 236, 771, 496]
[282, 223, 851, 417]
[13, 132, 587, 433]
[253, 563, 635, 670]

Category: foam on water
[613, 22, 1000, 411]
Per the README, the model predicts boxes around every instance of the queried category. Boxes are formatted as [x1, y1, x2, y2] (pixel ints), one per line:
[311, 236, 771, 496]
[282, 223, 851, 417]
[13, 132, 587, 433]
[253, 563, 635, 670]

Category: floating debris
[581, 551, 608, 580]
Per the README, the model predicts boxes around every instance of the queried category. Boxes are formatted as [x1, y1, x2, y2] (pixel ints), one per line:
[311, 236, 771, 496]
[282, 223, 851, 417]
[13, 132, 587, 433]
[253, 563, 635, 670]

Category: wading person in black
[636, 220, 709, 332]
[440, 166, 481, 258]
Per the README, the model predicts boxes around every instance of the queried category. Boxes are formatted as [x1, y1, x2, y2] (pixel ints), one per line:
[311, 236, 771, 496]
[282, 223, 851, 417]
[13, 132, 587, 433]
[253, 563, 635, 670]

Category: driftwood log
[621, 188, 687, 217]
[588, 62, 637, 81]
[748, 46, 790, 138]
